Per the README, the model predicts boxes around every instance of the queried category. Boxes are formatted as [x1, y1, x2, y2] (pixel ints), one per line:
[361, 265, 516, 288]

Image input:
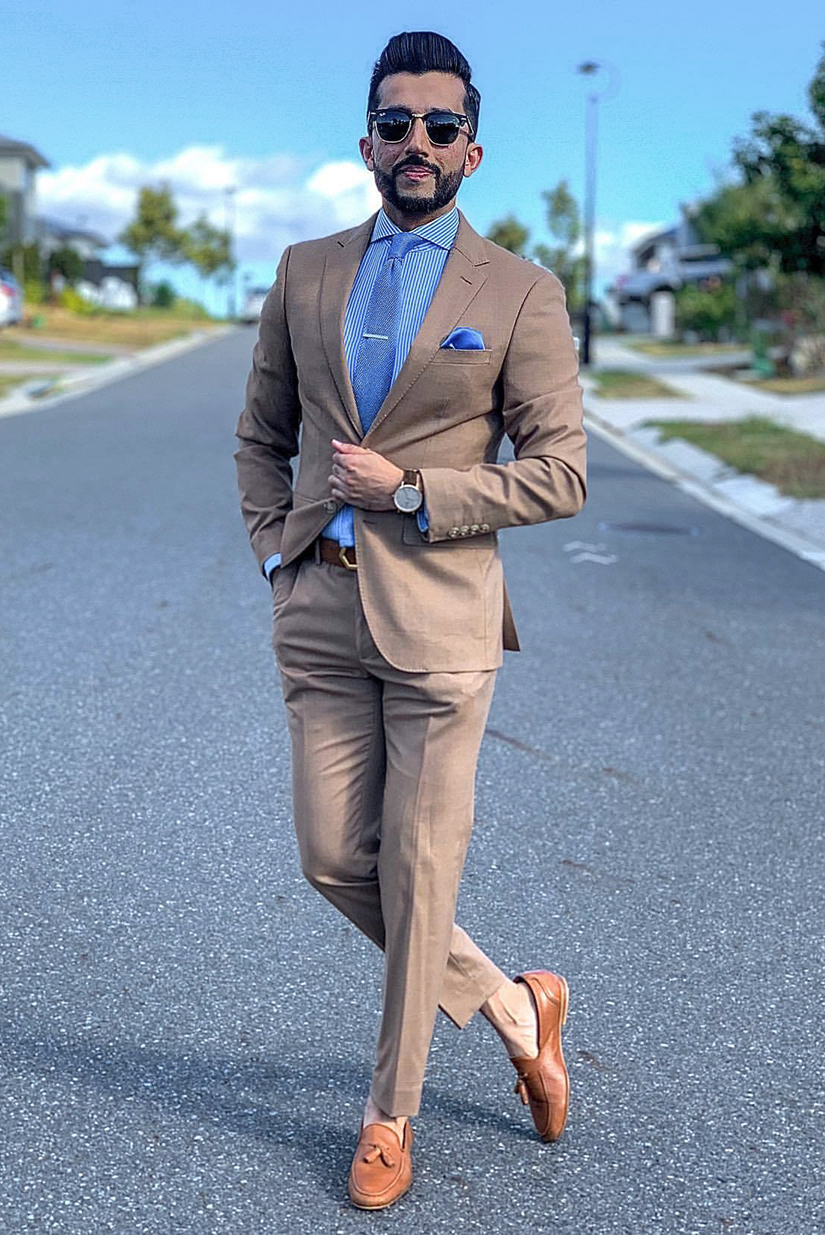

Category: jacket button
[480, 522, 490, 532]
[449, 527, 460, 537]
[460, 525, 470, 535]
[470, 523, 480, 533]
[323, 499, 336, 513]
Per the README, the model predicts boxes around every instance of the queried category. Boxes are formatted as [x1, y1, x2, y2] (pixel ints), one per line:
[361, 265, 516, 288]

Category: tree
[179, 213, 233, 306]
[48, 244, 84, 285]
[693, 41, 825, 277]
[532, 181, 585, 311]
[486, 214, 530, 256]
[691, 41, 825, 367]
[485, 180, 585, 309]
[118, 183, 187, 302]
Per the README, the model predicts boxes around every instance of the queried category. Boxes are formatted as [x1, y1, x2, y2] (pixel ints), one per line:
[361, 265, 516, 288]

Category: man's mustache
[395, 161, 438, 176]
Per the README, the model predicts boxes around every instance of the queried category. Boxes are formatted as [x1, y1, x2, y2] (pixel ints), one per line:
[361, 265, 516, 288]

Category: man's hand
[329, 439, 404, 511]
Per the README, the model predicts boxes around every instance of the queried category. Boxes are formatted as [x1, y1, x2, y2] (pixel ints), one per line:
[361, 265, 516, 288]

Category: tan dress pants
[271, 537, 509, 1116]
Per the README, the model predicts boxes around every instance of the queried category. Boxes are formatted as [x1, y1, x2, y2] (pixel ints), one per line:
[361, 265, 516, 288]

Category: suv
[0, 267, 23, 327]
[240, 286, 270, 324]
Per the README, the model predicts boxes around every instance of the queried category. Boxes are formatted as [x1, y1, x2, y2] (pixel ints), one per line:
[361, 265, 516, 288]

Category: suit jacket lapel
[318, 206, 490, 441]
[319, 212, 376, 437]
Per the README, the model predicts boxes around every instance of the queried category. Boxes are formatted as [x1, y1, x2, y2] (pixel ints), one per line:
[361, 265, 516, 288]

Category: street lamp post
[224, 186, 237, 321]
[576, 60, 619, 366]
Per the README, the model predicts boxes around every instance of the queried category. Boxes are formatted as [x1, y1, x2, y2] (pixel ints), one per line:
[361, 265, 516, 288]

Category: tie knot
[387, 230, 426, 261]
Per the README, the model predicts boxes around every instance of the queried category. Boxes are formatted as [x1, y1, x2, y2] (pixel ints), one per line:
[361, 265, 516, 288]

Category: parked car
[0, 267, 23, 327]
[240, 286, 270, 324]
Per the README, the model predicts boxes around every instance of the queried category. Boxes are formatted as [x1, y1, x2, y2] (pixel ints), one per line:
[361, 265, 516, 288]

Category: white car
[240, 286, 270, 324]
[0, 267, 23, 327]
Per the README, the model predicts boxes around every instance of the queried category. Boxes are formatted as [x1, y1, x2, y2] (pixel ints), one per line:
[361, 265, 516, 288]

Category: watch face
[395, 484, 422, 512]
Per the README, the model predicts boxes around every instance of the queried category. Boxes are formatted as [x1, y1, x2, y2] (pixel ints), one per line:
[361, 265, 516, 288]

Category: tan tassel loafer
[508, 969, 570, 1142]
[347, 1119, 414, 1209]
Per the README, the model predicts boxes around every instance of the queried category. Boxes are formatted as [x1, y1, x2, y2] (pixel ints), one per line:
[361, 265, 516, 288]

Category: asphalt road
[1, 327, 823, 1234]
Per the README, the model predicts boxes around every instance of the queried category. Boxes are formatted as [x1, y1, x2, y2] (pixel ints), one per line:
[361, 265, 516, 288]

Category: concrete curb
[0, 324, 238, 421]
[584, 403, 825, 574]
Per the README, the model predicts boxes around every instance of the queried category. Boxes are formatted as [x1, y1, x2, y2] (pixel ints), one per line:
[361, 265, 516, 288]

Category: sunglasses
[368, 108, 474, 146]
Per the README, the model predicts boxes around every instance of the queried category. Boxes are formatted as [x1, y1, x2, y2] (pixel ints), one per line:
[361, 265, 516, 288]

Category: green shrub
[675, 280, 738, 341]
[23, 279, 48, 305]
[151, 280, 176, 308]
[58, 286, 100, 315]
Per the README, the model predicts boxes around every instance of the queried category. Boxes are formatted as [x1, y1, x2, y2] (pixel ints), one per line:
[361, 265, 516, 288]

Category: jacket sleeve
[416, 271, 587, 541]
[233, 245, 301, 575]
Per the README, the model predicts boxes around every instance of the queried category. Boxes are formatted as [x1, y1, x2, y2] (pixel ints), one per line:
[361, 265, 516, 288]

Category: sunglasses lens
[425, 114, 462, 145]
[375, 111, 411, 142]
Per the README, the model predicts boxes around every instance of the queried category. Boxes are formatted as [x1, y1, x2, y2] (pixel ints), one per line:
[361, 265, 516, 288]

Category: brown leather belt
[314, 536, 358, 570]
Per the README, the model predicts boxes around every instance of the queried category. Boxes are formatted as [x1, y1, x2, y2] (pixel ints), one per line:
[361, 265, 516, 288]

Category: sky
[3, 1, 823, 315]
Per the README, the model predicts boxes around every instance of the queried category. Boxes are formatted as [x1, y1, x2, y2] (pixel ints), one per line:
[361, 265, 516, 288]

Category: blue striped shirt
[264, 204, 459, 578]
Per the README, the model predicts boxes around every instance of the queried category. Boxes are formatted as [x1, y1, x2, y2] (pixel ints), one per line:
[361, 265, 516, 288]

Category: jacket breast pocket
[431, 348, 493, 365]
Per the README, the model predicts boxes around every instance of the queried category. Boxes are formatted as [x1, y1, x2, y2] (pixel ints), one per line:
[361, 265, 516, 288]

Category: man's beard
[374, 161, 464, 216]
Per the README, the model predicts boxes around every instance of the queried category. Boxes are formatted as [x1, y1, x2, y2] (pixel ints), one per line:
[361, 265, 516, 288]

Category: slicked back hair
[367, 31, 480, 139]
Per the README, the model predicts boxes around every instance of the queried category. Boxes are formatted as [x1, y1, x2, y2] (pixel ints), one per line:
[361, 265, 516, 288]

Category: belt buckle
[338, 544, 358, 571]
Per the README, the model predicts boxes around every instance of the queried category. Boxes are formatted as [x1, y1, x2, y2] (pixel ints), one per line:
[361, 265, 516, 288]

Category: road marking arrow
[569, 551, 618, 565]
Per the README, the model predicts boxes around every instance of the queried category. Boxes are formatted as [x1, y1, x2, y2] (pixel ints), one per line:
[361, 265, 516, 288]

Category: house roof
[37, 215, 108, 249]
[631, 225, 678, 258]
[0, 134, 50, 169]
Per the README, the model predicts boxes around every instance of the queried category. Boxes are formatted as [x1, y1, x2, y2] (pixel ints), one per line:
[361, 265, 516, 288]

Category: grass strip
[593, 368, 683, 399]
[0, 373, 61, 398]
[626, 340, 743, 358]
[0, 340, 113, 365]
[646, 415, 825, 499]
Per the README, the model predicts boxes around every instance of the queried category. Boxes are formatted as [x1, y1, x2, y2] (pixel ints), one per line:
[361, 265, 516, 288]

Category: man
[234, 30, 587, 1209]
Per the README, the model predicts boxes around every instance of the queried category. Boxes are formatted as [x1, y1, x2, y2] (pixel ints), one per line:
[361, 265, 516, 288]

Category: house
[36, 215, 109, 261]
[1, 134, 138, 307]
[38, 218, 139, 308]
[609, 207, 732, 334]
[0, 134, 51, 284]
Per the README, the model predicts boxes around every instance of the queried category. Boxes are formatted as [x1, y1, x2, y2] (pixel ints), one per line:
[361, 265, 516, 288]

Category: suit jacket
[234, 207, 587, 673]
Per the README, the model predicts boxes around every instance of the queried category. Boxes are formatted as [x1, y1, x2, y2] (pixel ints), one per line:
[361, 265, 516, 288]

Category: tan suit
[235, 207, 586, 1116]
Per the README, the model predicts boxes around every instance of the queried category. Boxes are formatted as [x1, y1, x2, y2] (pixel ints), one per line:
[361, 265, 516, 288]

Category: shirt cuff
[263, 552, 282, 580]
[416, 499, 429, 533]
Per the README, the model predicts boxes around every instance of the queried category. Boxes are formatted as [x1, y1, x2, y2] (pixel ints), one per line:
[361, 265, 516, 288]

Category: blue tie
[351, 230, 426, 434]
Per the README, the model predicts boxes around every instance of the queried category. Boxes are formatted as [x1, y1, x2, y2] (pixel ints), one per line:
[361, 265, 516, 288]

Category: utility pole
[224, 186, 237, 321]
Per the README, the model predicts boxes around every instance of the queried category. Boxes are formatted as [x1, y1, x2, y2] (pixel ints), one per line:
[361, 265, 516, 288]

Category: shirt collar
[371, 204, 459, 250]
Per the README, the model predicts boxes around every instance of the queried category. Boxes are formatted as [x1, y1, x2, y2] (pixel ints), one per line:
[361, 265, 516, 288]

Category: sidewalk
[582, 337, 825, 570]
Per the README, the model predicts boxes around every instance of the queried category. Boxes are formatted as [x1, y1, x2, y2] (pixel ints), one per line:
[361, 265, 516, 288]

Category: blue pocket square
[440, 326, 486, 350]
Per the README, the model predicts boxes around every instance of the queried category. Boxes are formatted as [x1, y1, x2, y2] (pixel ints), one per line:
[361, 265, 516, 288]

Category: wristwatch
[393, 468, 423, 513]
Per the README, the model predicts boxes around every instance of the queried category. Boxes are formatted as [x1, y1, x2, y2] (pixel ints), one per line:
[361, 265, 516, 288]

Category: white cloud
[35, 143, 382, 266]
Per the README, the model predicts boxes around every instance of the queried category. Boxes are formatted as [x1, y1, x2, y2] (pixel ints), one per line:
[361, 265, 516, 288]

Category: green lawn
[0, 339, 113, 365]
[592, 368, 684, 399]
[626, 339, 744, 359]
[646, 415, 825, 499]
[736, 373, 825, 395]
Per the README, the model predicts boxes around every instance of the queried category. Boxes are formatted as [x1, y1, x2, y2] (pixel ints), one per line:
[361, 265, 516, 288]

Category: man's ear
[359, 135, 374, 171]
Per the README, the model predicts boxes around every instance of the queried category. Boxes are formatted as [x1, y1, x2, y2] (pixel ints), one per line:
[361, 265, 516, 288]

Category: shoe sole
[348, 1176, 413, 1209]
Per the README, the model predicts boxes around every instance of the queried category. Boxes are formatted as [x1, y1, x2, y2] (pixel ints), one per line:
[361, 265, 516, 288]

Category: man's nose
[405, 116, 432, 154]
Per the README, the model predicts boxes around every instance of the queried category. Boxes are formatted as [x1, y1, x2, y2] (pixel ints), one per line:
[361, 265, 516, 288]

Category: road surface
[1, 327, 822, 1233]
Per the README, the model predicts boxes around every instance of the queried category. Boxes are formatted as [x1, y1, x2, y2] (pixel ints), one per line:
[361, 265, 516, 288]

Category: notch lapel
[319, 212, 377, 437]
